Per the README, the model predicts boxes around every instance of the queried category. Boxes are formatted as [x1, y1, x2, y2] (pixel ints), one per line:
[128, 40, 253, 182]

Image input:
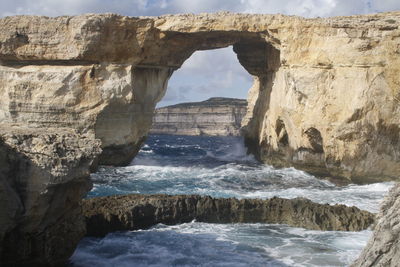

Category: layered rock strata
[83, 194, 375, 237]
[352, 183, 400, 267]
[0, 11, 399, 266]
[0, 12, 399, 182]
[150, 97, 247, 136]
[0, 126, 101, 266]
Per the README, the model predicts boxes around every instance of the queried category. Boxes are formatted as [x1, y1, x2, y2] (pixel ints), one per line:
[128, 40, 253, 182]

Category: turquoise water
[70, 135, 393, 267]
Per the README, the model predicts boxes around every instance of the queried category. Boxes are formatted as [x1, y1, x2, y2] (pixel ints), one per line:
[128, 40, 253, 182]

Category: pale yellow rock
[0, 11, 399, 182]
[150, 98, 247, 136]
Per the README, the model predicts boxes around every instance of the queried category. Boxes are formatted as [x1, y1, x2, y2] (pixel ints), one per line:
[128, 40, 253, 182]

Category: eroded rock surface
[150, 97, 247, 136]
[83, 194, 375, 237]
[0, 126, 101, 266]
[0, 11, 399, 265]
[352, 183, 400, 267]
[0, 12, 399, 182]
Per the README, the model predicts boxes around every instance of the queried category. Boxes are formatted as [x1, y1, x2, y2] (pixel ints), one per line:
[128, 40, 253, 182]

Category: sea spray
[89, 135, 393, 213]
[72, 135, 394, 266]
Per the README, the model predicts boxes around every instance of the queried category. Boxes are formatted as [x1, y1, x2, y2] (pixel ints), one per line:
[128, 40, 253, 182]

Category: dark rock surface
[0, 126, 101, 267]
[83, 194, 375, 237]
[352, 183, 400, 267]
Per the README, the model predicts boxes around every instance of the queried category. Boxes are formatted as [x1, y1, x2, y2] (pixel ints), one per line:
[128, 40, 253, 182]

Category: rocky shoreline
[82, 194, 375, 237]
[0, 11, 399, 266]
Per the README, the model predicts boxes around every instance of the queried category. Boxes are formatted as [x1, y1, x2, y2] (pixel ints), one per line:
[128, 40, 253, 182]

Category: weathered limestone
[0, 11, 399, 266]
[0, 63, 171, 166]
[1, 12, 399, 182]
[82, 194, 375, 237]
[0, 126, 101, 266]
[150, 97, 247, 136]
[352, 183, 400, 267]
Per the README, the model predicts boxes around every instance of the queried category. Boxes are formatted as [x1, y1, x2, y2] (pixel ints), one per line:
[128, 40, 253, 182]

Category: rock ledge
[83, 194, 375, 237]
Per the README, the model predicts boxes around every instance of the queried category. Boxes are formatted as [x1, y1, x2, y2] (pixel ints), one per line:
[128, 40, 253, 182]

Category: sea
[69, 135, 394, 267]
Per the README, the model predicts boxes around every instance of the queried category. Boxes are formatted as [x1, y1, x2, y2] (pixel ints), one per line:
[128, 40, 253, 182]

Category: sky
[1, 0, 399, 107]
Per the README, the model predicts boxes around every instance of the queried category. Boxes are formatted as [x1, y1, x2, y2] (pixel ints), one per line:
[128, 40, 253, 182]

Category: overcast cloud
[2, 0, 398, 18]
[1, 0, 399, 106]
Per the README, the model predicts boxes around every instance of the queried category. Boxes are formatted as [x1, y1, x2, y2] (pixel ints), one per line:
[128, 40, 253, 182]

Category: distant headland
[150, 97, 247, 136]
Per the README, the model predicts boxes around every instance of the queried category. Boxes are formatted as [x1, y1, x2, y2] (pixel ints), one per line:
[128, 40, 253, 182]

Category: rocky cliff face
[1, 12, 399, 181]
[1, 11, 400, 266]
[352, 183, 400, 266]
[83, 194, 375, 237]
[150, 97, 247, 136]
[0, 126, 101, 266]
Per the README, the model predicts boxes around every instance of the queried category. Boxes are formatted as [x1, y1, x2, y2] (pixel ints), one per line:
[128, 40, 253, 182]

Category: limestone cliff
[0, 126, 101, 266]
[352, 183, 400, 266]
[0, 11, 399, 266]
[1, 12, 399, 182]
[150, 97, 247, 136]
[82, 194, 375, 236]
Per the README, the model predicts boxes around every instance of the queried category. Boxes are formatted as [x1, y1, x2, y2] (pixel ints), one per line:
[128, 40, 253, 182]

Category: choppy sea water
[70, 135, 394, 267]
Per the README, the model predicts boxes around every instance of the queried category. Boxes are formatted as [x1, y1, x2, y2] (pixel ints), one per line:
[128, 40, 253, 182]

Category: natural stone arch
[0, 12, 399, 182]
[1, 12, 400, 266]
[94, 32, 281, 165]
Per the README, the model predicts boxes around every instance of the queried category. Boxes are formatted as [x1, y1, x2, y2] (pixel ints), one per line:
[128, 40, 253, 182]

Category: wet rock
[83, 194, 375, 237]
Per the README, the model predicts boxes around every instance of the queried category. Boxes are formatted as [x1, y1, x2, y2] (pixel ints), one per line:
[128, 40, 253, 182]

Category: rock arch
[82, 21, 282, 167]
[0, 12, 399, 181]
[1, 11, 400, 266]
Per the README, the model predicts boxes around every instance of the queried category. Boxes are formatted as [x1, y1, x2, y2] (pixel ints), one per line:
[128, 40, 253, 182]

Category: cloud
[1, 0, 399, 18]
[372, 0, 400, 12]
[0, 0, 150, 17]
[161, 85, 190, 102]
[179, 48, 250, 81]
[173, 48, 252, 90]
[231, 0, 398, 17]
[168, 0, 243, 14]
[156, 47, 252, 107]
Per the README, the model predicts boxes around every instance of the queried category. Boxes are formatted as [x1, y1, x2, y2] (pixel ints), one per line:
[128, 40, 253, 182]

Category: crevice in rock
[304, 127, 324, 153]
[276, 119, 289, 147]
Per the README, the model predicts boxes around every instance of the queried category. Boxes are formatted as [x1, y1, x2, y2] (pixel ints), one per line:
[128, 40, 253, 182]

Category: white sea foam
[139, 149, 154, 154]
[90, 163, 393, 212]
[82, 135, 393, 266]
[240, 182, 394, 213]
[70, 222, 372, 267]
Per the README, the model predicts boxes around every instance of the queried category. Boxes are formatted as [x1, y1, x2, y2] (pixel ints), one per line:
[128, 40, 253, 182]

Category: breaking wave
[72, 135, 393, 267]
